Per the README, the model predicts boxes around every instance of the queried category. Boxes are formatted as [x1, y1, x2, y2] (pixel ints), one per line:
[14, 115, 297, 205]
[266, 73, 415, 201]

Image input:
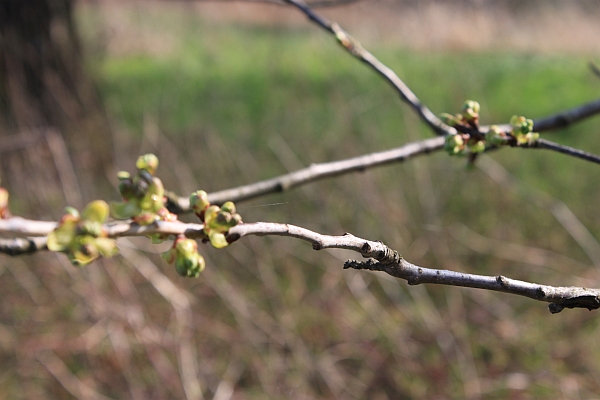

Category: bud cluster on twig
[0, 155, 243, 278]
[441, 100, 540, 157]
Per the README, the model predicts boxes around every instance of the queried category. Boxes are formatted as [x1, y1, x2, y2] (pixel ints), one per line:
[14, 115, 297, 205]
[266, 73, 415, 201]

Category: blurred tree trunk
[0, 0, 113, 216]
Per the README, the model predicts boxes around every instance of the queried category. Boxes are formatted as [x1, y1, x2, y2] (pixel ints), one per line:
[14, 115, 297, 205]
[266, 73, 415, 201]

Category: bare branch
[524, 138, 600, 165]
[0, 237, 48, 255]
[283, 0, 454, 136]
[486, 98, 600, 133]
[3, 218, 598, 313]
[165, 96, 600, 213]
[166, 136, 445, 212]
[0, 217, 205, 240]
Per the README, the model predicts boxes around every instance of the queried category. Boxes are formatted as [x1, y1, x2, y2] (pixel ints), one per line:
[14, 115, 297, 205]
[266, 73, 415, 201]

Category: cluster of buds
[440, 100, 481, 129]
[0, 182, 9, 219]
[47, 201, 118, 266]
[442, 101, 540, 156]
[162, 236, 205, 278]
[485, 116, 539, 147]
[189, 190, 242, 249]
[110, 154, 177, 230]
[441, 100, 486, 156]
[509, 115, 539, 145]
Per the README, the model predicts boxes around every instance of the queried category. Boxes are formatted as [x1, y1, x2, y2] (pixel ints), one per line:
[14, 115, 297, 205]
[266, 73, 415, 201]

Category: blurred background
[1, 0, 600, 398]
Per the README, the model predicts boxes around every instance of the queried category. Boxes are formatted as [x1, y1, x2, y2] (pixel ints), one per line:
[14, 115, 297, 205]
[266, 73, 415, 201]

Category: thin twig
[166, 96, 600, 213]
[166, 136, 445, 212]
[486, 98, 600, 133]
[0, 237, 48, 255]
[525, 138, 600, 165]
[0, 217, 205, 239]
[1, 219, 599, 313]
[283, 0, 454, 136]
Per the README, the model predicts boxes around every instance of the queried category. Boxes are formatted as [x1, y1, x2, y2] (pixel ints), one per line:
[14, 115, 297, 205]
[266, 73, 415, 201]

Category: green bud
[215, 211, 232, 225]
[516, 131, 539, 145]
[136, 154, 159, 175]
[485, 125, 509, 146]
[204, 205, 220, 226]
[440, 113, 460, 127]
[221, 201, 236, 214]
[190, 190, 210, 214]
[117, 171, 131, 180]
[82, 200, 109, 224]
[118, 179, 135, 200]
[468, 140, 486, 153]
[94, 237, 119, 257]
[110, 201, 142, 220]
[80, 220, 103, 237]
[231, 213, 242, 226]
[47, 218, 78, 252]
[174, 253, 205, 278]
[462, 100, 480, 114]
[134, 211, 158, 226]
[64, 206, 80, 218]
[510, 115, 534, 135]
[175, 238, 198, 259]
[71, 237, 99, 266]
[209, 231, 229, 249]
[444, 134, 465, 155]
[140, 177, 165, 213]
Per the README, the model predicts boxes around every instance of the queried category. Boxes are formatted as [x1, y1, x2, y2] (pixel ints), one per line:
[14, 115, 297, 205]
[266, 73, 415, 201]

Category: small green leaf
[94, 238, 119, 257]
[47, 219, 78, 252]
[209, 231, 228, 249]
[82, 200, 109, 224]
[110, 201, 141, 220]
[64, 206, 79, 218]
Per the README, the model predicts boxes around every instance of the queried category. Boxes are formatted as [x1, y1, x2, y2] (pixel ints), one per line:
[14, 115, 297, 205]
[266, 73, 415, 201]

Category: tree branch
[486, 98, 600, 133]
[523, 138, 600, 165]
[165, 96, 600, 214]
[283, 0, 454, 136]
[2, 218, 598, 313]
[0, 237, 48, 255]
[0, 217, 205, 239]
[165, 136, 446, 212]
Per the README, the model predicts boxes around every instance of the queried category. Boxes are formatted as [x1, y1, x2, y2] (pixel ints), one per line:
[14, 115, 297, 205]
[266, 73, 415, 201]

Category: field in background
[1, 1, 600, 398]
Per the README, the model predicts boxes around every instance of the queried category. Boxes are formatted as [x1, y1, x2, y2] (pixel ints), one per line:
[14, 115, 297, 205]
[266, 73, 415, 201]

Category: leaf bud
[209, 231, 229, 249]
[175, 238, 198, 259]
[468, 140, 486, 153]
[221, 201, 236, 214]
[190, 190, 210, 214]
[134, 211, 158, 226]
[136, 154, 159, 175]
[444, 134, 465, 155]
[485, 125, 509, 146]
[82, 200, 109, 224]
[117, 171, 131, 181]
